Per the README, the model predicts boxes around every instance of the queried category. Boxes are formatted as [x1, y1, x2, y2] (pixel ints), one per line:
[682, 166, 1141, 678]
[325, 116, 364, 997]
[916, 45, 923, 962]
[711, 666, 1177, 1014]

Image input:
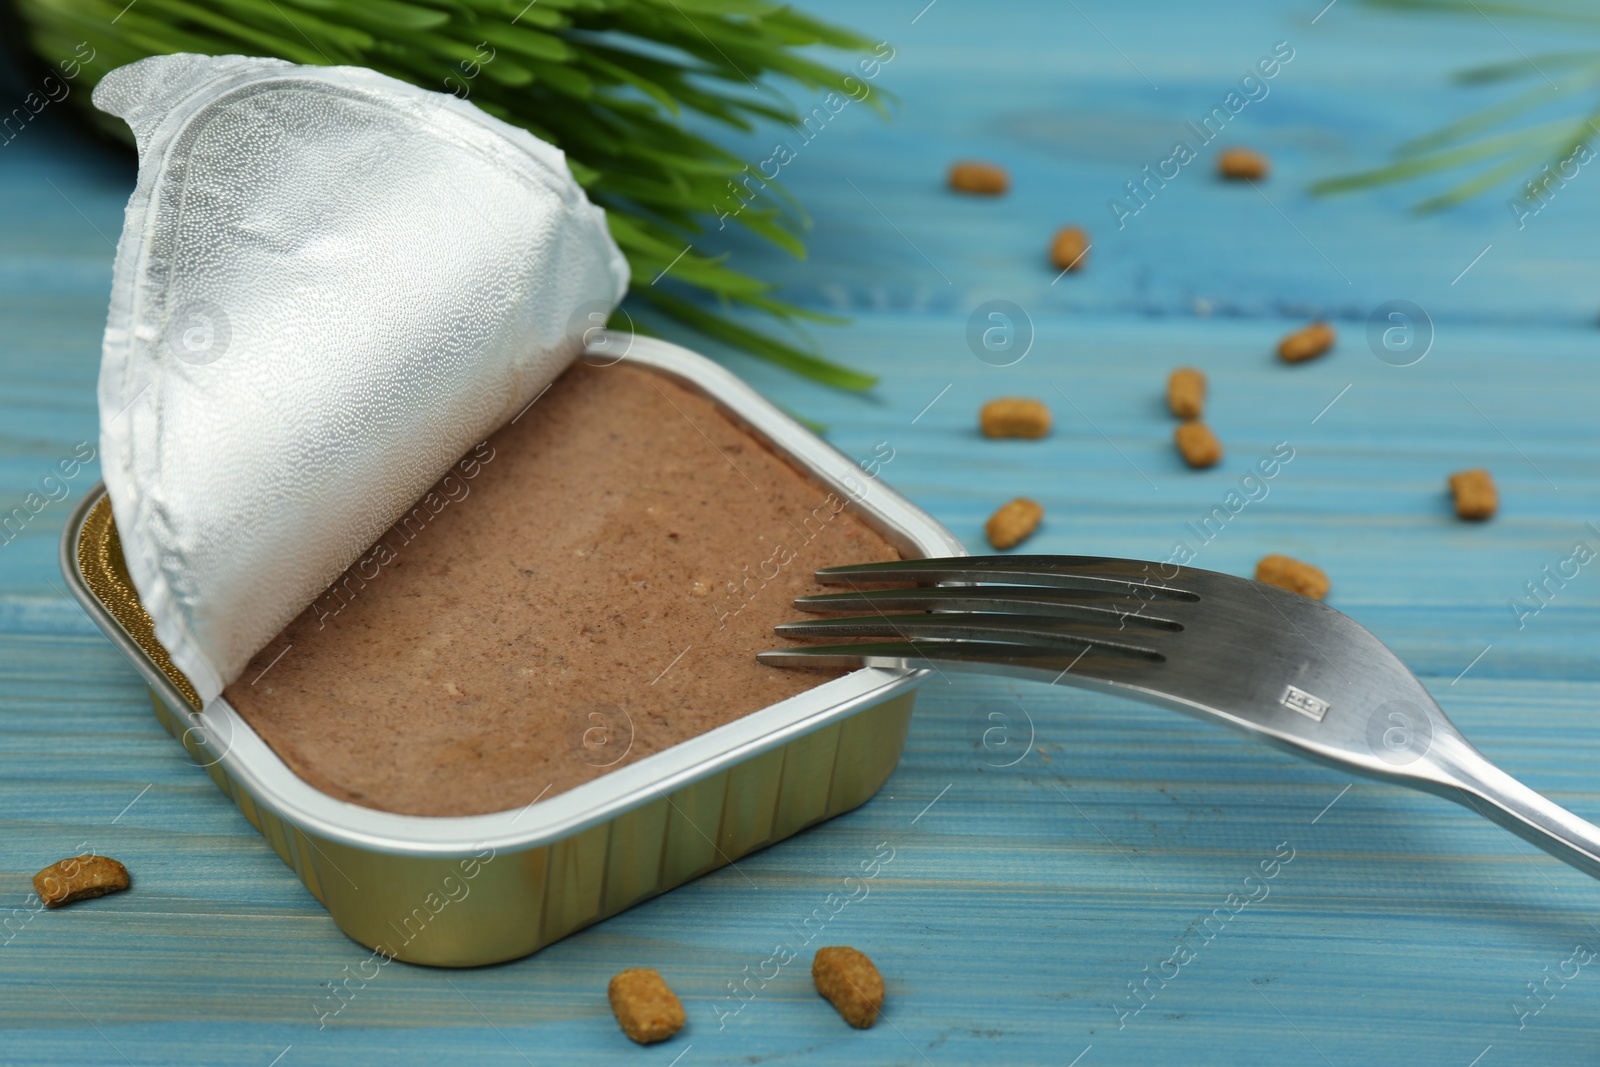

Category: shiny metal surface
[763, 554, 1600, 883]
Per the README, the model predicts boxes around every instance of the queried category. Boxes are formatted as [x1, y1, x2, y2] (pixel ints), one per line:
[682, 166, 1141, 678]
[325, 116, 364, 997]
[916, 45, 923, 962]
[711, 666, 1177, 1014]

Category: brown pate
[223, 362, 899, 816]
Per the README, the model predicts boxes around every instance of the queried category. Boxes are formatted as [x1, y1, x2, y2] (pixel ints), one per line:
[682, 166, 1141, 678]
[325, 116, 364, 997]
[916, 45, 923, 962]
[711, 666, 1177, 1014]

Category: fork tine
[814, 555, 1200, 602]
[757, 639, 1158, 689]
[773, 613, 1167, 660]
[794, 587, 1185, 631]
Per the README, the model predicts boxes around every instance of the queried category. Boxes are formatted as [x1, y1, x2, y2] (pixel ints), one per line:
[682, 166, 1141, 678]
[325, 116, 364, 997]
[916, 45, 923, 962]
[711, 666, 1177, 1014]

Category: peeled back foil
[93, 54, 630, 705]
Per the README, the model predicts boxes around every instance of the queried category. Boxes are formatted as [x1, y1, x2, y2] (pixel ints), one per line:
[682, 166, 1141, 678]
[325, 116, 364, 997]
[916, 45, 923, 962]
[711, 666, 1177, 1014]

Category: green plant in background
[1312, 0, 1600, 214]
[12, 0, 883, 390]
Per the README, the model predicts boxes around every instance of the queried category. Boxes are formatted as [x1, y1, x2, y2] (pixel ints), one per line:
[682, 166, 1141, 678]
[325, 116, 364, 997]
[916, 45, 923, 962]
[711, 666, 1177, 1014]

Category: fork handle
[1430, 733, 1600, 881]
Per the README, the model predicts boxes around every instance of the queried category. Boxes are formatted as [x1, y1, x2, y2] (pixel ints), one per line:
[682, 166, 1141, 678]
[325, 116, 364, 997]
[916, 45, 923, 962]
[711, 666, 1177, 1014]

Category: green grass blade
[1397, 76, 1597, 156]
[1311, 118, 1575, 194]
[1411, 146, 1558, 212]
[638, 290, 877, 390]
[1454, 51, 1600, 84]
[472, 21, 573, 62]
[1361, 0, 1600, 28]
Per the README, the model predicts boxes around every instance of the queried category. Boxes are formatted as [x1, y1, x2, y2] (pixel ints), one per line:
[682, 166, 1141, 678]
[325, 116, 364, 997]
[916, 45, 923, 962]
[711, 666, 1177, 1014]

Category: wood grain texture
[3, 1, 1600, 1063]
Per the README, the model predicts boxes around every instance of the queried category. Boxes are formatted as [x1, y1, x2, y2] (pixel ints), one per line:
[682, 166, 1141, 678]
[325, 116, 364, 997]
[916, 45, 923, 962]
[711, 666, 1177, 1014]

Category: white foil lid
[93, 54, 630, 705]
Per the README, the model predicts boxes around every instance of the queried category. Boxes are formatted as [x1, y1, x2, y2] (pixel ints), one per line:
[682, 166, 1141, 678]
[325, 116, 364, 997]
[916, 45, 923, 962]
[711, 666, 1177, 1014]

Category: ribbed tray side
[148, 685, 915, 966]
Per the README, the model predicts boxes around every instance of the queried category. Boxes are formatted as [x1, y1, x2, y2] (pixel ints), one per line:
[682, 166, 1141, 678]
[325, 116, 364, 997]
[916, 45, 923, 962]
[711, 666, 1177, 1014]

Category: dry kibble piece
[948, 160, 1009, 196]
[1050, 225, 1090, 271]
[1450, 468, 1498, 520]
[1218, 146, 1270, 180]
[607, 968, 685, 1045]
[1255, 554, 1330, 600]
[813, 946, 884, 1029]
[1278, 321, 1336, 363]
[985, 498, 1043, 550]
[980, 397, 1052, 439]
[32, 855, 130, 907]
[1167, 367, 1206, 420]
[1174, 421, 1222, 469]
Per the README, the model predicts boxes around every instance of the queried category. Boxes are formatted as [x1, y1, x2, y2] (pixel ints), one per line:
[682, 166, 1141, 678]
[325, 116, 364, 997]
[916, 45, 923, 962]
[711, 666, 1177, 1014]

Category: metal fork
[759, 554, 1600, 882]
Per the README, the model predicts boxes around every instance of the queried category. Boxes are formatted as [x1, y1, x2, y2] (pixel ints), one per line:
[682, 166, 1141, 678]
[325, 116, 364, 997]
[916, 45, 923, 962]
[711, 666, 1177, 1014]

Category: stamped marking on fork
[1280, 684, 1331, 722]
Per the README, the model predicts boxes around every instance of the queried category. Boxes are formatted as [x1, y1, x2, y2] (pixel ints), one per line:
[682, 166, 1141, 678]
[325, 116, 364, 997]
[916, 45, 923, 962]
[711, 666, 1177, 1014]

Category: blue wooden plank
[4, 0, 1600, 1062]
[692, 0, 1600, 326]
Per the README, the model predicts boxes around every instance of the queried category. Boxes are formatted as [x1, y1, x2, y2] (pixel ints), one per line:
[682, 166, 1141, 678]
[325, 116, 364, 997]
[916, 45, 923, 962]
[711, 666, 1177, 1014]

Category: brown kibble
[1174, 421, 1222, 469]
[607, 968, 685, 1045]
[32, 855, 130, 908]
[948, 160, 1008, 196]
[985, 498, 1043, 550]
[980, 397, 1052, 439]
[1278, 322, 1336, 363]
[1450, 468, 1497, 520]
[1167, 367, 1206, 420]
[813, 946, 884, 1029]
[1050, 225, 1090, 271]
[1218, 146, 1270, 181]
[1255, 554, 1330, 600]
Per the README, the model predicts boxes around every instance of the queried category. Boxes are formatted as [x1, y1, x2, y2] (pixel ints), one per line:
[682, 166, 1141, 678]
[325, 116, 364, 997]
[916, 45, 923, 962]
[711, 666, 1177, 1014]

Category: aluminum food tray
[60, 333, 966, 966]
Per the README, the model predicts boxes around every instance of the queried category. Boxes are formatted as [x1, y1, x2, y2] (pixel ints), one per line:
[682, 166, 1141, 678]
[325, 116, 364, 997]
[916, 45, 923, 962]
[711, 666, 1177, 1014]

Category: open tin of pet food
[62, 333, 965, 966]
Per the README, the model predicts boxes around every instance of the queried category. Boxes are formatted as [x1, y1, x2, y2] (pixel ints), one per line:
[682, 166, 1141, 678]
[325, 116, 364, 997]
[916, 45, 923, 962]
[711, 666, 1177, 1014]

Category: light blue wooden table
[5, 2, 1600, 1063]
